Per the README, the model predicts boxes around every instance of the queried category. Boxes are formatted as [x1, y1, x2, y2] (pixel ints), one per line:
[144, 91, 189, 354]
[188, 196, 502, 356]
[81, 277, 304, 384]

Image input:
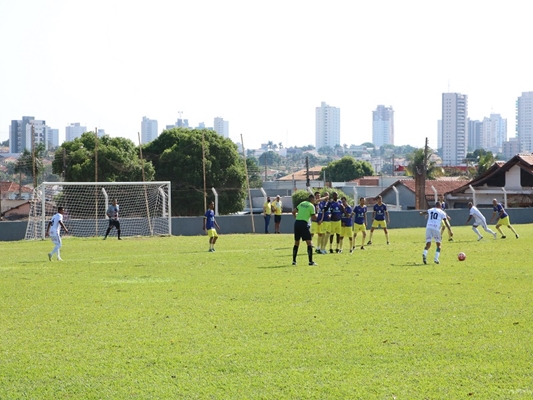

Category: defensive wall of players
[1, 208, 532, 242]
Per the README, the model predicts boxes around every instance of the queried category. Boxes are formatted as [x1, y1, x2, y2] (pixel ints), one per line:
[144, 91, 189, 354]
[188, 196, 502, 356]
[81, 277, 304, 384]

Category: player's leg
[116, 221, 121, 240]
[305, 239, 316, 265]
[472, 224, 482, 240]
[481, 221, 497, 238]
[383, 225, 390, 244]
[508, 224, 519, 238]
[367, 227, 375, 245]
[422, 229, 432, 264]
[434, 241, 441, 264]
[292, 239, 300, 264]
[104, 221, 113, 239]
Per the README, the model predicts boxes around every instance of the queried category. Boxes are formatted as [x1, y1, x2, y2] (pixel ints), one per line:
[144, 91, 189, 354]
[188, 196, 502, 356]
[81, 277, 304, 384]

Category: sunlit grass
[1, 225, 532, 399]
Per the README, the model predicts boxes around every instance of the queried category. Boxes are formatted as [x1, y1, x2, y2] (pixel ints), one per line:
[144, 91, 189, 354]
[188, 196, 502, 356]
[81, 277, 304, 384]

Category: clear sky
[1, 0, 532, 151]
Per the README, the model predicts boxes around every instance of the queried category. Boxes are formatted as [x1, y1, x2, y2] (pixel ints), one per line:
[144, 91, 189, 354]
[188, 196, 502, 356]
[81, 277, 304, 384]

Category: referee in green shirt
[292, 194, 318, 266]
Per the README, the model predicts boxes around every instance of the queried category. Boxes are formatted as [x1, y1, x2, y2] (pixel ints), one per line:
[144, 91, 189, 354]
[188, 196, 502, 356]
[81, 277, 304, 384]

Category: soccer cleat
[48, 253, 52, 261]
[423, 255, 427, 265]
[103, 237, 107, 240]
[315, 249, 321, 254]
[208, 249, 214, 252]
[477, 236, 483, 241]
[516, 234, 519, 239]
[308, 262, 318, 266]
[387, 242, 390, 245]
[501, 235, 506, 239]
[367, 241, 372, 245]
[292, 261, 297, 266]
[349, 249, 353, 254]
[360, 246, 365, 250]
[329, 249, 334, 254]
[118, 238, 122, 240]
[57, 258, 63, 261]
[493, 232, 497, 239]
[448, 238, 454, 242]
[434, 259, 439, 264]
[338, 250, 343, 254]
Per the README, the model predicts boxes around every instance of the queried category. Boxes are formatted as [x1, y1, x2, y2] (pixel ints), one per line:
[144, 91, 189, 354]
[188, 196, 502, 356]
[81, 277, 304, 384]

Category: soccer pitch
[1, 225, 532, 399]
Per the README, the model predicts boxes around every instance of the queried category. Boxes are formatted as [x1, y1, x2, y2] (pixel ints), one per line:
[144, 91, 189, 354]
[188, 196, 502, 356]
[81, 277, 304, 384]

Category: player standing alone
[420, 201, 452, 264]
[204, 201, 220, 252]
[46, 206, 68, 261]
[367, 195, 390, 245]
[465, 202, 497, 241]
[104, 199, 121, 240]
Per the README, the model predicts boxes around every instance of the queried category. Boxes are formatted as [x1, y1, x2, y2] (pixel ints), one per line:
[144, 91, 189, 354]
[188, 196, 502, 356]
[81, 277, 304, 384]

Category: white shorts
[425, 228, 442, 243]
[473, 217, 488, 230]
[51, 234, 62, 247]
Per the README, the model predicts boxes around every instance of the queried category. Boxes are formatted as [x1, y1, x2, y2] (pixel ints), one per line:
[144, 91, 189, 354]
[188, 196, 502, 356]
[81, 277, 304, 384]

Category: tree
[52, 132, 154, 182]
[258, 151, 281, 167]
[320, 156, 374, 182]
[317, 146, 334, 156]
[15, 143, 46, 186]
[143, 128, 247, 216]
[476, 151, 496, 177]
[246, 157, 263, 188]
[405, 148, 441, 179]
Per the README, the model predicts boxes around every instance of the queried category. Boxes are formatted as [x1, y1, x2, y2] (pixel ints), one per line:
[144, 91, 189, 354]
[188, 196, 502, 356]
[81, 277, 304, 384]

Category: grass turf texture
[1, 226, 532, 399]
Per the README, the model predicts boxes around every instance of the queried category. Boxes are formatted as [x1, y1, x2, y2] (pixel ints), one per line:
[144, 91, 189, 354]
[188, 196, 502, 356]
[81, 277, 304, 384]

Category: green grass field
[1, 225, 532, 399]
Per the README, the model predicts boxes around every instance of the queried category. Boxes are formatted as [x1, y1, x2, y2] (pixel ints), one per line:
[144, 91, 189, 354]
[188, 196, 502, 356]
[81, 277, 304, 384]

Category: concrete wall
[2, 209, 532, 241]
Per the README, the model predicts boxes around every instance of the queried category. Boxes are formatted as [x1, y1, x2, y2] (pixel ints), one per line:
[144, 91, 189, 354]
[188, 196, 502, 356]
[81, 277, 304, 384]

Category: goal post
[25, 182, 172, 240]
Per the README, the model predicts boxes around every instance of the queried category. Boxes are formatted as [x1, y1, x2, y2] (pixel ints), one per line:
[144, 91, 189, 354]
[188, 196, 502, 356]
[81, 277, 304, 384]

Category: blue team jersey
[373, 203, 387, 221]
[353, 205, 367, 225]
[441, 202, 446, 210]
[204, 209, 216, 229]
[329, 200, 343, 221]
[341, 205, 354, 227]
[493, 203, 508, 218]
[320, 200, 331, 222]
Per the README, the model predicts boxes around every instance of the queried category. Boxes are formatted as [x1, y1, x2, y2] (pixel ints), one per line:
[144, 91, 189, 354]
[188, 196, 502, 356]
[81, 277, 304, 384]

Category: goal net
[25, 182, 171, 240]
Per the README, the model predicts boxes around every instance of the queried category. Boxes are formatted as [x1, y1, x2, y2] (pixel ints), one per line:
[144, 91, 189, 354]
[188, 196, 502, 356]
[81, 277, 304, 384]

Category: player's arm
[465, 215, 473, 224]
[419, 211, 428, 216]
[292, 208, 297, 218]
[214, 219, 220, 230]
[310, 213, 317, 222]
[386, 209, 390, 223]
[444, 218, 453, 235]
[202, 217, 207, 230]
[59, 220, 69, 234]
[489, 209, 497, 223]
[45, 220, 52, 237]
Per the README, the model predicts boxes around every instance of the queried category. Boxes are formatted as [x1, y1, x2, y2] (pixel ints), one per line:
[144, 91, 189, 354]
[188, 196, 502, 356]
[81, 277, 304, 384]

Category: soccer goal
[25, 182, 172, 240]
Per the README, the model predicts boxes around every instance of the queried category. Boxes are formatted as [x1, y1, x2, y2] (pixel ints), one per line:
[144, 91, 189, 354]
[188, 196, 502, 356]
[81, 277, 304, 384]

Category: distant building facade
[9, 116, 50, 153]
[48, 128, 59, 149]
[502, 137, 519, 160]
[516, 91, 533, 153]
[315, 102, 340, 149]
[468, 119, 482, 151]
[65, 123, 87, 142]
[442, 93, 468, 166]
[480, 114, 506, 153]
[372, 105, 394, 147]
[214, 117, 229, 138]
[141, 117, 158, 144]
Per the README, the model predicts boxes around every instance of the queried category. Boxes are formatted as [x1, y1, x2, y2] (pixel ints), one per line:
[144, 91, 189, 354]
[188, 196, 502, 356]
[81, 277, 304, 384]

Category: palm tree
[405, 148, 440, 179]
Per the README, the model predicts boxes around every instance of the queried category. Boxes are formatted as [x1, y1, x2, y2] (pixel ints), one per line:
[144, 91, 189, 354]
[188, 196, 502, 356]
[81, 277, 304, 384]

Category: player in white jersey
[465, 202, 497, 241]
[419, 201, 452, 264]
[46, 206, 69, 261]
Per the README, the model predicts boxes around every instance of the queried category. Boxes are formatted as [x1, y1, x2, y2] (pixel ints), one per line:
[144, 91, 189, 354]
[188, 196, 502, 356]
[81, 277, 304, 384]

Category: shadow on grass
[257, 264, 295, 269]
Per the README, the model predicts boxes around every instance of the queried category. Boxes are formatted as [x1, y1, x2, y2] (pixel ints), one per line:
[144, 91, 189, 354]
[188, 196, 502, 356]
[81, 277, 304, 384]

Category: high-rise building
[442, 93, 468, 166]
[65, 123, 87, 142]
[315, 102, 340, 149]
[214, 117, 229, 138]
[9, 117, 50, 152]
[516, 91, 533, 153]
[480, 114, 506, 153]
[372, 105, 394, 147]
[48, 128, 59, 149]
[437, 120, 442, 150]
[468, 119, 482, 151]
[141, 117, 158, 144]
[502, 137, 519, 160]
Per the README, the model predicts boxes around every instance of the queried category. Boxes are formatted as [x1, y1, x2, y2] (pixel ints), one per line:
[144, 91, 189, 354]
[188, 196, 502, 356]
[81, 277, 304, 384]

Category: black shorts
[294, 220, 311, 242]
[108, 220, 120, 229]
[274, 215, 282, 223]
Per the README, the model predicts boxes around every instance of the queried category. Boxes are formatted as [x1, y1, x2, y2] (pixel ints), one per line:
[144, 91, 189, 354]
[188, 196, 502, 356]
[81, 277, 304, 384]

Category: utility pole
[305, 156, 310, 187]
[415, 138, 429, 210]
[31, 124, 37, 189]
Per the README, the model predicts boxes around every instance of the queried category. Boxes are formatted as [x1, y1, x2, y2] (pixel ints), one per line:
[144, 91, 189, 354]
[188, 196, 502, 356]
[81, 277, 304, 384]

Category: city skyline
[1, 1, 533, 151]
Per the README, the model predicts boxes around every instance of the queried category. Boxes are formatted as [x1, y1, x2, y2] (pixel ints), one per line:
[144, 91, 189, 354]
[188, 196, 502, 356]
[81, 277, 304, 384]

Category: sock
[293, 245, 298, 262]
[307, 245, 313, 262]
[423, 249, 428, 257]
[435, 247, 441, 261]
[117, 229, 121, 239]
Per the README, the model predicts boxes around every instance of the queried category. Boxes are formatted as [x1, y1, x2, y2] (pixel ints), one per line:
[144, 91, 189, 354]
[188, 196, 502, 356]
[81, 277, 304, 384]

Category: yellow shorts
[353, 223, 366, 234]
[498, 216, 510, 226]
[372, 220, 387, 229]
[329, 220, 342, 235]
[311, 221, 320, 234]
[321, 221, 331, 233]
[207, 228, 218, 238]
[341, 226, 353, 238]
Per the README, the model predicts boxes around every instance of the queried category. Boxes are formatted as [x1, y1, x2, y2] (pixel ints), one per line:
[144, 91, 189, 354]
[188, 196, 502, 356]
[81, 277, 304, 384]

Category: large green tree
[320, 156, 374, 182]
[258, 151, 281, 167]
[143, 128, 247, 216]
[52, 132, 154, 182]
